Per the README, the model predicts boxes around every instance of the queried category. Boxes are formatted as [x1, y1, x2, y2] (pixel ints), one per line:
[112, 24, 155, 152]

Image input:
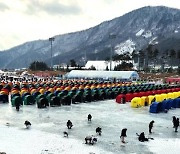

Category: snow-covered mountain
[0, 6, 180, 69]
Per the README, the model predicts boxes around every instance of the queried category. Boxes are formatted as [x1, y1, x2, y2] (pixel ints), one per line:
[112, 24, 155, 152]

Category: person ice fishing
[138, 132, 149, 142]
[88, 114, 92, 121]
[67, 120, 73, 129]
[174, 118, 179, 132]
[120, 128, 127, 143]
[85, 136, 97, 145]
[172, 116, 176, 128]
[149, 120, 155, 134]
[24, 120, 31, 129]
[85, 136, 92, 144]
[96, 127, 102, 135]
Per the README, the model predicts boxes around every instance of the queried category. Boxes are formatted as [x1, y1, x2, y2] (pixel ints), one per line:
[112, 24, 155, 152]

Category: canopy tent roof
[65, 70, 139, 80]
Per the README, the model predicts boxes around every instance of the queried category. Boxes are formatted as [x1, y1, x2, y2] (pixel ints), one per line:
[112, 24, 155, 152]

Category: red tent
[116, 94, 126, 104]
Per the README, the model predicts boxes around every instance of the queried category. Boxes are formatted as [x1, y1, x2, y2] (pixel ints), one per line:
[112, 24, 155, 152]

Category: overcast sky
[0, 0, 180, 50]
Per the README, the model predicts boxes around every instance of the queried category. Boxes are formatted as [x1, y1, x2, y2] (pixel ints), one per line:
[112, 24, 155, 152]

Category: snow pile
[0, 125, 109, 154]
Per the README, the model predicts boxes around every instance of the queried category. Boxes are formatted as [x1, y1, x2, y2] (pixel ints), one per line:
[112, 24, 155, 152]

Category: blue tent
[171, 99, 177, 108]
[159, 100, 167, 112]
[166, 99, 174, 109]
[161, 99, 171, 110]
[173, 98, 180, 108]
[149, 102, 161, 113]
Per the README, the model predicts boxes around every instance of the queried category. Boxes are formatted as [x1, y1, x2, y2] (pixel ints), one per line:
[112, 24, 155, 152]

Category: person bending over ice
[120, 128, 127, 143]
[67, 120, 73, 129]
[88, 114, 92, 121]
[24, 120, 31, 129]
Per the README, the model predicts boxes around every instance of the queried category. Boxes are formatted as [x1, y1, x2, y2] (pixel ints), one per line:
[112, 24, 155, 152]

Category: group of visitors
[65, 114, 101, 145]
[120, 116, 180, 144]
[120, 120, 155, 143]
[23, 114, 179, 145]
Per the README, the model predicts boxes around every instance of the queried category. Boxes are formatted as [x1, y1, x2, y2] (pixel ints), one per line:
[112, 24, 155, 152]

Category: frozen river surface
[0, 100, 180, 154]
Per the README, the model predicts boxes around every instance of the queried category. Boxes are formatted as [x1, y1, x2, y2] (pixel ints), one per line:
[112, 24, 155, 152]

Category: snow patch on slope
[115, 39, 136, 54]
[136, 29, 144, 36]
[142, 31, 152, 38]
[149, 37, 158, 45]
[174, 30, 178, 33]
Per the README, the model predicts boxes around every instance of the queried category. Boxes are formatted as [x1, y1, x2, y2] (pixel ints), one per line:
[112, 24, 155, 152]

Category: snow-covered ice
[0, 100, 180, 154]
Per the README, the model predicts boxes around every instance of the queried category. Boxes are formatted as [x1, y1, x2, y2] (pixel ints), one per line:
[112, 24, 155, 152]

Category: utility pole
[84, 49, 87, 66]
[49, 37, 55, 70]
[109, 34, 116, 71]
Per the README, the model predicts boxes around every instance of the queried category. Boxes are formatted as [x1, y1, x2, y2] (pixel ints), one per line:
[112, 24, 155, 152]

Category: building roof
[65, 70, 139, 80]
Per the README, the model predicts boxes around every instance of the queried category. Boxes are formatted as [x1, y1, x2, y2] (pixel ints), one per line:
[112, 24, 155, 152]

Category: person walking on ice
[172, 116, 176, 128]
[174, 118, 179, 132]
[149, 120, 155, 134]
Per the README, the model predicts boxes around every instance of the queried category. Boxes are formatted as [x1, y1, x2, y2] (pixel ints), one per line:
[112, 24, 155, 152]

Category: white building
[85, 61, 123, 70]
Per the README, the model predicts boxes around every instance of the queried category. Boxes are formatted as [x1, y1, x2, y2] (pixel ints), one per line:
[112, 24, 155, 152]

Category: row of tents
[150, 98, 180, 113]
[116, 87, 180, 104]
[0, 79, 179, 109]
[130, 91, 180, 108]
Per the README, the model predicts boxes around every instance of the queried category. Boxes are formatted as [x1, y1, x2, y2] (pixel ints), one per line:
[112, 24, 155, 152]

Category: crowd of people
[22, 114, 179, 145]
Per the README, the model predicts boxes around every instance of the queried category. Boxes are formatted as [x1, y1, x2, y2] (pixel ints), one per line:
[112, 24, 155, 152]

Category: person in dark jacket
[15, 101, 20, 111]
[174, 118, 179, 132]
[67, 120, 73, 129]
[138, 132, 148, 142]
[120, 128, 127, 143]
[149, 120, 155, 134]
[96, 127, 102, 135]
[172, 116, 176, 128]
[88, 114, 92, 121]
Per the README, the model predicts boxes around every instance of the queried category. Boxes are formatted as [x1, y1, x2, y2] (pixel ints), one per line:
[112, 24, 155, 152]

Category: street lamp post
[109, 34, 116, 71]
[49, 37, 55, 70]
